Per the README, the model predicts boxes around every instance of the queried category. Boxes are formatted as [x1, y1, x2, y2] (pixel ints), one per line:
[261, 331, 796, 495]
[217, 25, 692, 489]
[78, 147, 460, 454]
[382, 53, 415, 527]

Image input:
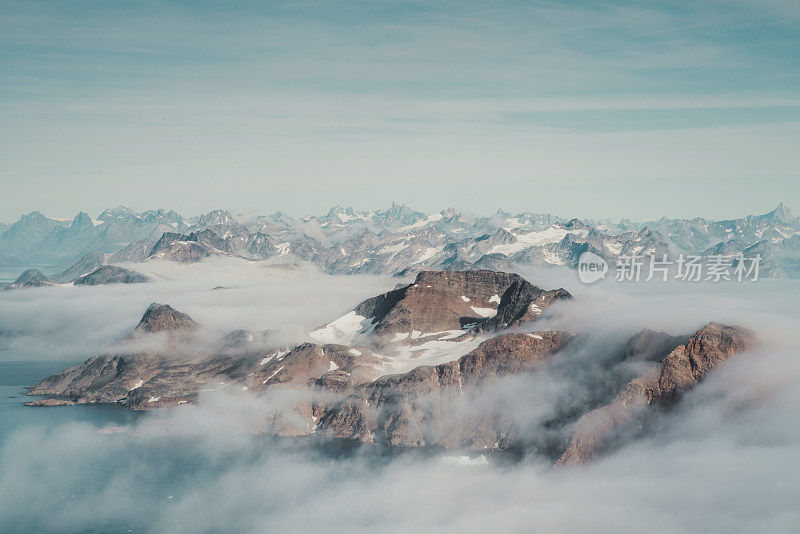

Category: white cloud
[0, 257, 392, 361]
[1, 266, 799, 532]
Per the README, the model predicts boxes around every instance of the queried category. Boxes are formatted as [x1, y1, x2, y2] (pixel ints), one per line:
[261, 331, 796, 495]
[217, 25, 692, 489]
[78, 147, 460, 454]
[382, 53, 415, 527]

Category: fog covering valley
[0, 258, 798, 532]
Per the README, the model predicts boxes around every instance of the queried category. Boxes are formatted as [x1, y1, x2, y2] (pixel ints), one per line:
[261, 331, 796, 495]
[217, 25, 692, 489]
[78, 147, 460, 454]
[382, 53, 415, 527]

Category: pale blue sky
[1, 0, 799, 221]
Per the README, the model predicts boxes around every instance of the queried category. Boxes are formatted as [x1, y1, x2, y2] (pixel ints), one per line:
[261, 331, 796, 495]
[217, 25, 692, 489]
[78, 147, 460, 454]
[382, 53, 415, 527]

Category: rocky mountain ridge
[312, 270, 570, 346]
[556, 323, 757, 465]
[73, 265, 150, 286]
[2, 203, 798, 280]
[1, 252, 150, 289]
[26, 269, 757, 465]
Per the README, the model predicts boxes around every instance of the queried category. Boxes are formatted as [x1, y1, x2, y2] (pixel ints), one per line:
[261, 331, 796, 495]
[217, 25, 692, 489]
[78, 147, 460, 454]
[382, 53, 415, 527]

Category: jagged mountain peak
[6, 203, 800, 279]
[53, 251, 107, 283]
[565, 218, 588, 230]
[324, 205, 368, 223]
[196, 209, 237, 227]
[383, 202, 426, 221]
[313, 270, 570, 349]
[759, 202, 795, 224]
[98, 205, 136, 220]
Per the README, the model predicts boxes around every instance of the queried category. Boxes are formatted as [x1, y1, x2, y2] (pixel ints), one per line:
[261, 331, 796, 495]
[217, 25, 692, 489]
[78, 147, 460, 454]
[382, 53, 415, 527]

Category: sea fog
[0, 258, 798, 533]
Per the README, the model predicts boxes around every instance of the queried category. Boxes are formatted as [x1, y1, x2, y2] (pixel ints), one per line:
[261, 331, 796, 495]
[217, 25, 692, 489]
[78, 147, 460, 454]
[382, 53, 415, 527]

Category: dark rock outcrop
[133, 302, 198, 334]
[27, 302, 385, 412]
[556, 323, 757, 466]
[475, 279, 571, 333]
[334, 270, 570, 344]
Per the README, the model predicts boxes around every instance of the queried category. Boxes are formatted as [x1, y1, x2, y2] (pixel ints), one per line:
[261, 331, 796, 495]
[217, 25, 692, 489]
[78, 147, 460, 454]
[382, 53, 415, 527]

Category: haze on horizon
[0, 201, 796, 230]
[1, 0, 799, 220]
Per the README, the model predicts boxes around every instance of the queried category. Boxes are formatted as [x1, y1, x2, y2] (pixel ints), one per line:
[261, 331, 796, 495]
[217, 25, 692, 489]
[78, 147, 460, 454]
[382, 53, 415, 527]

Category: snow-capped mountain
[2, 203, 799, 279]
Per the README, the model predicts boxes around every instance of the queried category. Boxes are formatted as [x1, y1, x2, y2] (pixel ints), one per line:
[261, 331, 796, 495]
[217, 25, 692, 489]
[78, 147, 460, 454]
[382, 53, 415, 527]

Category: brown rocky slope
[25, 270, 758, 466]
[312, 269, 571, 346]
[316, 331, 573, 449]
[556, 323, 757, 466]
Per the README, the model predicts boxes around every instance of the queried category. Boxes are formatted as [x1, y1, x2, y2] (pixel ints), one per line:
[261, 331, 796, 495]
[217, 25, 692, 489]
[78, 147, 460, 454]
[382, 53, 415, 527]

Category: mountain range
[26, 269, 756, 466]
[1, 203, 799, 281]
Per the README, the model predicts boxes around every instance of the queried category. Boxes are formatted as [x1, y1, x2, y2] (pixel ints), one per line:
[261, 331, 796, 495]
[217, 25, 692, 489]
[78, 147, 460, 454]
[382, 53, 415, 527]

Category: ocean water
[0, 359, 433, 533]
[0, 360, 141, 446]
[0, 359, 271, 533]
[0, 360, 146, 533]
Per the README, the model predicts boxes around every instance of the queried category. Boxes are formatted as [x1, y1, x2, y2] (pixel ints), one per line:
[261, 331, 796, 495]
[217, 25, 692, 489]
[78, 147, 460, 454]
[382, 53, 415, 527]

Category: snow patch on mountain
[398, 212, 443, 232]
[309, 311, 369, 344]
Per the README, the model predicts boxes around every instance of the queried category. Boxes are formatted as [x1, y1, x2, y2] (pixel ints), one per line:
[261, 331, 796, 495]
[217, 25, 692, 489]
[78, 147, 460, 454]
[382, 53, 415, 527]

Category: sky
[1, 0, 799, 222]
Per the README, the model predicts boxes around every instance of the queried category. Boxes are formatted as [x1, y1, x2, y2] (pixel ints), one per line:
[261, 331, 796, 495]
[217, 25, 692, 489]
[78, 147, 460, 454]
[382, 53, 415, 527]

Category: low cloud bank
[0, 257, 392, 361]
[0, 264, 798, 532]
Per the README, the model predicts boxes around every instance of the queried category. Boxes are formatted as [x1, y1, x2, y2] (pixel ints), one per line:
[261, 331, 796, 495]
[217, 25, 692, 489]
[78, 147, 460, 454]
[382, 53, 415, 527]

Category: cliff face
[316, 332, 574, 449]
[475, 279, 571, 333]
[373, 270, 571, 338]
[315, 270, 571, 347]
[556, 323, 757, 466]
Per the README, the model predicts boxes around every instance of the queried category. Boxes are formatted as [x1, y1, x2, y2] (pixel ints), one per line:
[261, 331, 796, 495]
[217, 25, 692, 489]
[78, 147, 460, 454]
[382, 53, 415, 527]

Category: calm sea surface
[0, 360, 141, 446]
